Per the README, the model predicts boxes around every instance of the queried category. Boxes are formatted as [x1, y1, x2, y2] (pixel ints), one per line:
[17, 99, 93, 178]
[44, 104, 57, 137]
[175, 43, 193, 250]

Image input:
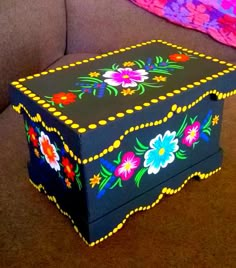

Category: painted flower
[89, 72, 100, 77]
[144, 131, 179, 175]
[52, 92, 76, 105]
[103, 68, 148, 88]
[62, 157, 75, 181]
[39, 132, 60, 171]
[121, 88, 136, 96]
[114, 152, 141, 181]
[182, 122, 201, 147]
[65, 178, 72, 189]
[123, 61, 135, 67]
[90, 174, 102, 188]
[169, 54, 190, 62]
[28, 126, 38, 147]
[153, 76, 167, 82]
[212, 115, 219, 126]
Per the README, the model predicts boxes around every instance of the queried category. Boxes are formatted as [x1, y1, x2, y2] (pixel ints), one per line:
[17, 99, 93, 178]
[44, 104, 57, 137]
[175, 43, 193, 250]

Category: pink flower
[182, 122, 201, 147]
[103, 68, 148, 88]
[114, 152, 141, 181]
[185, 3, 210, 27]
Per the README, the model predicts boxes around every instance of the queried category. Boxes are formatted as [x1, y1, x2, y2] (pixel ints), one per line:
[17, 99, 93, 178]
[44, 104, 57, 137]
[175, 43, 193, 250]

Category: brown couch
[1, 1, 236, 267]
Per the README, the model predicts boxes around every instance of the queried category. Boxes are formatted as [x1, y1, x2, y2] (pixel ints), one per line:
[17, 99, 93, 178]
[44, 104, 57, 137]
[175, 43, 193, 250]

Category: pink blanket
[130, 0, 236, 47]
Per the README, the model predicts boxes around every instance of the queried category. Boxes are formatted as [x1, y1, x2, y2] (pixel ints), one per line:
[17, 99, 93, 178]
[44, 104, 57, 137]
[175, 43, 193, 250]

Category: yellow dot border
[11, 39, 236, 135]
[12, 88, 236, 166]
[29, 167, 221, 247]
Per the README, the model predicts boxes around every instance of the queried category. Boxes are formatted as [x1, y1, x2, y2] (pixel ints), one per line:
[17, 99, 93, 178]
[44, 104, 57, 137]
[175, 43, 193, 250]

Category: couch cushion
[47, 53, 98, 69]
[0, 0, 66, 112]
[65, 0, 236, 66]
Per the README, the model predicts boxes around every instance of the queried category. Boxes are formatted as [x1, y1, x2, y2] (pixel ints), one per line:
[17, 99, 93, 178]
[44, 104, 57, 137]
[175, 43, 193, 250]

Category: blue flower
[144, 130, 179, 174]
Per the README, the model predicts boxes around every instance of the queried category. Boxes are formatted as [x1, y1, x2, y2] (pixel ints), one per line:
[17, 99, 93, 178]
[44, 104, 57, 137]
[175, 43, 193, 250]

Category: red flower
[62, 157, 75, 181]
[169, 54, 190, 62]
[28, 126, 38, 147]
[52, 92, 76, 105]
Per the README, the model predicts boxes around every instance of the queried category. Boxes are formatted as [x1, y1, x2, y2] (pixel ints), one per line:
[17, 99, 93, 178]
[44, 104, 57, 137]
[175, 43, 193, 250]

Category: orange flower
[123, 61, 135, 67]
[121, 88, 136, 96]
[90, 174, 101, 188]
[62, 157, 75, 181]
[89, 72, 100, 77]
[52, 92, 76, 105]
[34, 148, 40, 158]
[153, 76, 167, 82]
[39, 132, 60, 171]
[169, 53, 190, 62]
[212, 115, 219, 126]
[28, 126, 38, 147]
[65, 178, 72, 189]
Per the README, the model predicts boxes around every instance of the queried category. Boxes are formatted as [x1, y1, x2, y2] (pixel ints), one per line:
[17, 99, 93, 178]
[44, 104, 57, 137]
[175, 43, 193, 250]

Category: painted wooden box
[9, 40, 236, 246]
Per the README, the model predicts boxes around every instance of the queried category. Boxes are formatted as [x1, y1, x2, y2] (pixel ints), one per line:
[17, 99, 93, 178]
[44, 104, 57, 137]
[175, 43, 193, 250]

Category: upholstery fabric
[0, 0, 66, 112]
[65, 0, 236, 63]
[130, 0, 236, 48]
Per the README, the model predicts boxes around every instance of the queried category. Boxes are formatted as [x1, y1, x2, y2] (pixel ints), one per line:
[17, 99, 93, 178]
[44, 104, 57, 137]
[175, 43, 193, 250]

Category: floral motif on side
[25, 121, 82, 190]
[91, 111, 219, 199]
[45, 53, 195, 107]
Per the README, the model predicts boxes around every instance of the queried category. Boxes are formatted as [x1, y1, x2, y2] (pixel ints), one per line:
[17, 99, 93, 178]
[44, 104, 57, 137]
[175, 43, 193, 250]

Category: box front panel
[82, 97, 224, 221]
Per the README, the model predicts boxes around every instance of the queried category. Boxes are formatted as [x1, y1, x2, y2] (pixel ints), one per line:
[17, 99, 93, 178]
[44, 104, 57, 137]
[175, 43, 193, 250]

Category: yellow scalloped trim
[12, 88, 236, 165]
[12, 39, 236, 134]
[29, 167, 221, 246]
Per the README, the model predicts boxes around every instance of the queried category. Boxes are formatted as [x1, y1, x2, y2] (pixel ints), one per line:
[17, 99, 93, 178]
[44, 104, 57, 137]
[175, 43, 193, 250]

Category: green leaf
[203, 115, 212, 129]
[113, 151, 122, 165]
[176, 151, 187, 160]
[99, 68, 114, 71]
[190, 115, 198, 124]
[75, 176, 82, 190]
[134, 146, 146, 155]
[99, 176, 112, 191]
[202, 129, 211, 136]
[101, 164, 112, 176]
[107, 85, 118, 96]
[112, 63, 119, 70]
[74, 163, 79, 174]
[59, 103, 64, 108]
[24, 121, 29, 131]
[137, 84, 145, 95]
[136, 138, 149, 150]
[79, 77, 102, 83]
[110, 178, 122, 189]
[93, 89, 97, 96]
[150, 69, 171, 75]
[134, 60, 143, 68]
[176, 115, 188, 137]
[134, 168, 148, 188]
[192, 141, 200, 149]
[27, 135, 30, 143]
[78, 92, 84, 99]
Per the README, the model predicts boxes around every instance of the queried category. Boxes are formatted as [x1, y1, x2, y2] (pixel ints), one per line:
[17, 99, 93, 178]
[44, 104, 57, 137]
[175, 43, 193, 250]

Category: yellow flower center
[159, 148, 165, 156]
[189, 130, 196, 138]
[124, 162, 132, 170]
[66, 166, 71, 173]
[122, 75, 129, 79]
[61, 96, 67, 100]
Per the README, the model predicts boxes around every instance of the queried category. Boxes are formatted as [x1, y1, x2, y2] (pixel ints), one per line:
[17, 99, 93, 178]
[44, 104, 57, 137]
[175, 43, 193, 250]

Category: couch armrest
[0, 0, 66, 112]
